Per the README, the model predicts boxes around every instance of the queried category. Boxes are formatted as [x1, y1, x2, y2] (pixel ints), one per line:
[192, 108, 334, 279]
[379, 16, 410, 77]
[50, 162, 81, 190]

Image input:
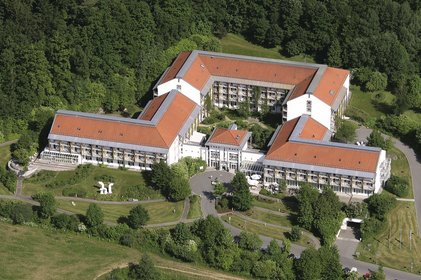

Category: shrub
[334, 119, 357, 143]
[122, 185, 160, 200]
[51, 214, 79, 231]
[0, 167, 17, 193]
[11, 203, 34, 224]
[238, 231, 262, 251]
[46, 164, 93, 188]
[120, 233, 135, 247]
[197, 126, 212, 135]
[85, 203, 104, 228]
[360, 217, 386, 241]
[94, 174, 115, 183]
[127, 205, 150, 229]
[289, 226, 302, 241]
[28, 171, 55, 183]
[365, 193, 396, 221]
[90, 224, 131, 241]
[216, 196, 230, 211]
[0, 200, 15, 218]
[180, 157, 207, 177]
[62, 187, 87, 198]
[32, 192, 57, 219]
[165, 239, 197, 262]
[385, 175, 409, 197]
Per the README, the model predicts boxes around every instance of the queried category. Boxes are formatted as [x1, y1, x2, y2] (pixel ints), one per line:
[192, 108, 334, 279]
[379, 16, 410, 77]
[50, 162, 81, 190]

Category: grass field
[221, 213, 315, 248]
[388, 146, 413, 198]
[24, 167, 162, 201]
[0, 144, 11, 168]
[347, 86, 394, 120]
[356, 202, 421, 274]
[187, 195, 202, 219]
[220, 33, 314, 63]
[245, 208, 293, 228]
[56, 199, 184, 224]
[0, 221, 246, 280]
[0, 143, 13, 194]
[253, 195, 298, 214]
[0, 221, 140, 280]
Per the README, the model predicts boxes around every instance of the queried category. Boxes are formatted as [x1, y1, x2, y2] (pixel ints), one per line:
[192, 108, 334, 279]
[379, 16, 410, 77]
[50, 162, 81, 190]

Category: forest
[0, 0, 420, 155]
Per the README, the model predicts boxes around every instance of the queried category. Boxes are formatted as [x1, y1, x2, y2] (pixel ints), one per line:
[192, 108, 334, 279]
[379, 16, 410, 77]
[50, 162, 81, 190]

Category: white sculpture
[100, 187, 108, 194]
[98, 181, 108, 194]
[108, 183, 114, 194]
[97, 181, 114, 195]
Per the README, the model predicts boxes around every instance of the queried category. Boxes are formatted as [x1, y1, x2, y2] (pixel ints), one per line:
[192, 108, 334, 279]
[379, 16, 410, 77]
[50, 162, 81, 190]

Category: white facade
[157, 78, 201, 105]
[285, 94, 332, 129]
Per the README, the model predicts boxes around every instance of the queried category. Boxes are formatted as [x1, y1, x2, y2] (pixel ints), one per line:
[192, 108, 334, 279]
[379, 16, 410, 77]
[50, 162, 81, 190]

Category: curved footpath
[190, 170, 421, 280]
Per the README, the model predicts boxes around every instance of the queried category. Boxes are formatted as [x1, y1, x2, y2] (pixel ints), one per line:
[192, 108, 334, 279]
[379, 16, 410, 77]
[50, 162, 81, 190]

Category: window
[229, 153, 238, 161]
[306, 100, 312, 113]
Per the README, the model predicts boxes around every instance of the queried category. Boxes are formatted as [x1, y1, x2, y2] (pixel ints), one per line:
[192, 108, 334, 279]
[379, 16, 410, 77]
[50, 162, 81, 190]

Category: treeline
[0, 0, 221, 141]
[1, 0, 420, 153]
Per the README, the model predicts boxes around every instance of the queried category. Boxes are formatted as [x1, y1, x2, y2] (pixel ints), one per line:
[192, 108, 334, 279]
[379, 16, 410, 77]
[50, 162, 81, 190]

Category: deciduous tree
[127, 205, 149, 229]
[85, 203, 104, 228]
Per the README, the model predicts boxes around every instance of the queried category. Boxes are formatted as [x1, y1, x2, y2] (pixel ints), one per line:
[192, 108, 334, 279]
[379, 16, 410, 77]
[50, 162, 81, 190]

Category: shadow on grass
[118, 215, 129, 224]
[372, 99, 395, 115]
[282, 196, 299, 213]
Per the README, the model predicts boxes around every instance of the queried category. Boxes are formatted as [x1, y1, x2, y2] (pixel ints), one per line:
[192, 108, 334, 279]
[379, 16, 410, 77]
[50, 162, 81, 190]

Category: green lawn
[356, 202, 421, 274]
[347, 86, 394, 120]
[220, 33, 314, 63]
[0, 143, 13, 194]
[187, 195, 202, 219]
[221, 214, 315, 248]
[245, 208, 293, 228]
[0, 144, 12, 168]
[0, 221, 140, 280]
[403, 110, 421, 124]
[389, 146, 413, 198]
[252, 196, 296, 214]
[24, 166, 162, 201]
[0, 221, 245, 280]
[56, 199, 184, 224]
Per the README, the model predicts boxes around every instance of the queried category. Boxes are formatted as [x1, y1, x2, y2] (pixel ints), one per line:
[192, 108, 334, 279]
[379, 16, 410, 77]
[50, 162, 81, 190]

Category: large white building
[42, 50, 390, 196]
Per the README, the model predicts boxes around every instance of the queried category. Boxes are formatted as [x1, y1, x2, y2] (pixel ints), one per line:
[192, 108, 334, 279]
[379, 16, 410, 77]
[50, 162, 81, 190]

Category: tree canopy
[231, 172, 253, 211]
[85, 203, 104, 228]
[127, 205, 150, 229]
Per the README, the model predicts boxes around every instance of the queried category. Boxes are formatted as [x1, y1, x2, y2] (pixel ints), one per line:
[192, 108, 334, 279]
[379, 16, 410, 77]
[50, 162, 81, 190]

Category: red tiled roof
[139, 93, 168, 121]
[207, 128, 248, 147]
[160, 52, 191, 85]
[299, 117, 328, 140]
[158, 52, 349, 108]
[266, 118, 380, 172]
[313, 67, 349, 106]
[50, 92, 196, 149]
[183, 55, 211, 90]
[199, 55, 317, 88]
